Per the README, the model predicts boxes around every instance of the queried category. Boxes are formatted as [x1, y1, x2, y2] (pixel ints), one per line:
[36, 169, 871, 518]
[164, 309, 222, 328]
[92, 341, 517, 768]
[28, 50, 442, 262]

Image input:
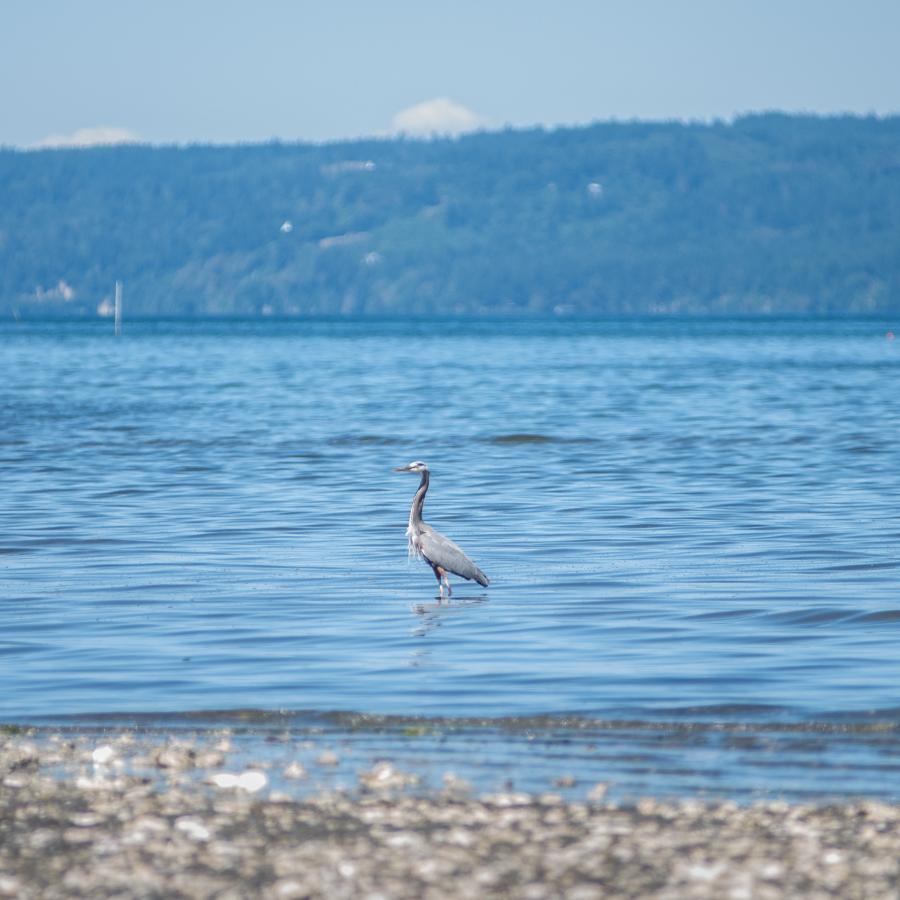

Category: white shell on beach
[207, 771, 268, 793]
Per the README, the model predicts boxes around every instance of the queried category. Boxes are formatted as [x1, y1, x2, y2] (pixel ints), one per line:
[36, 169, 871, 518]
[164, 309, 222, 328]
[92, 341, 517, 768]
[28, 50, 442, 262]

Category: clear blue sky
[3, 0, 899, 147]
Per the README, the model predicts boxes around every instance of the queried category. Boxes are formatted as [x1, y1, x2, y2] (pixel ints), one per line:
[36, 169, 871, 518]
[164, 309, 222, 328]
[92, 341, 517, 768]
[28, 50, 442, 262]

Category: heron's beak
[394, 465, 413, 472]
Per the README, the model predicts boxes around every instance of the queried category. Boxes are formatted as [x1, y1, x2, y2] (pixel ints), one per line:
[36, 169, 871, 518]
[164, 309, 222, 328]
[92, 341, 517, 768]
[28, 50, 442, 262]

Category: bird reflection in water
[409, 594, 490, 648]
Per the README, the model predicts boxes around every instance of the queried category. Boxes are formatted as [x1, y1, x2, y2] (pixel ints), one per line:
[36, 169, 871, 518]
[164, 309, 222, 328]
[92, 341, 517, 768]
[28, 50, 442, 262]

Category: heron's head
[394, 460, 428, 474]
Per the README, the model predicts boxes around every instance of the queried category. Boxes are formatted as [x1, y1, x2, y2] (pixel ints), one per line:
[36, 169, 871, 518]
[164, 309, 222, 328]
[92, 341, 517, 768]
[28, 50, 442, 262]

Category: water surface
[2, 317, 899, 795]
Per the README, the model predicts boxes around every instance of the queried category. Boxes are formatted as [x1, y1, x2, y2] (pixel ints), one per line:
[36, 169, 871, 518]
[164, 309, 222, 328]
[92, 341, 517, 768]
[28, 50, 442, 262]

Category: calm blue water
[3, 317, 900, 795]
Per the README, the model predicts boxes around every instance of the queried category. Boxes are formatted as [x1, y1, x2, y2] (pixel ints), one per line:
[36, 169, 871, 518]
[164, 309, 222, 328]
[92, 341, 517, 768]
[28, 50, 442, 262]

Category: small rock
[174, 816, 211, 842]
[483, 792, 533, 807]
[0, 876, 22, 897]
[207, 770, 268, 793]
[194, 750, 225, 768]
[358, 762, 419, 792]
[75, 774, 119, 791]
[685, 863, 723, 882]
[91, 744, 116, 766]
[152, 744, 196, 770]
[70, 812, 103, 827]
[760, 861, 784, 880]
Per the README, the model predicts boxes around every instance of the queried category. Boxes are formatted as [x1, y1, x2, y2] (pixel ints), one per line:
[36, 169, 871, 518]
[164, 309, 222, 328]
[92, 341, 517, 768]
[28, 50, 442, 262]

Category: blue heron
[395, 461, 489, 597]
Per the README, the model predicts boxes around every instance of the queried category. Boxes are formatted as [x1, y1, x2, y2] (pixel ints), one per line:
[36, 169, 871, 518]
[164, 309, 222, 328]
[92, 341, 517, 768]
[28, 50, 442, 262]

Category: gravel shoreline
[2, 731, 898, 898]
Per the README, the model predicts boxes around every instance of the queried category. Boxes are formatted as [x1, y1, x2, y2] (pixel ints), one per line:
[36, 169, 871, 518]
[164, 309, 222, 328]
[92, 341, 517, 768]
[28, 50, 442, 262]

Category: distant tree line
[2, 113, 899, 318]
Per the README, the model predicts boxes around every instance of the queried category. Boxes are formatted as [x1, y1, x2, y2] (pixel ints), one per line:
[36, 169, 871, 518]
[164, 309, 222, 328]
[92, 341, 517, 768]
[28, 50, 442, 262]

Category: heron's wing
[419, 524, 489, 586]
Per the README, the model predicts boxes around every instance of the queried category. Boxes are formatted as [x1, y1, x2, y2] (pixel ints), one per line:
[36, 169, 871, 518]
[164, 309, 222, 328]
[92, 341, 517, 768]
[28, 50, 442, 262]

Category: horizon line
[7, 107, 900, 153]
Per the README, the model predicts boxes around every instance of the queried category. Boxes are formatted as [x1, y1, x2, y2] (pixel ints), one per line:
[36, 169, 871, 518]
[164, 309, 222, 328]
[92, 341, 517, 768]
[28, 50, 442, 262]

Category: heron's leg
[432, 564, 444, 597]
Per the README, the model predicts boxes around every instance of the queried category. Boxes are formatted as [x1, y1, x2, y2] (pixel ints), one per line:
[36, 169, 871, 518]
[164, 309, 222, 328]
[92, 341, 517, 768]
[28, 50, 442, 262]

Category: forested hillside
[2, 113, 899, 317]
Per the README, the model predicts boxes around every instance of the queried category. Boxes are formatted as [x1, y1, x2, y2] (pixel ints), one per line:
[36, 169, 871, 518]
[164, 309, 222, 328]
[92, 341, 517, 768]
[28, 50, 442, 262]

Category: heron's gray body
[414, 523, 489, 585]
[397, 461, 489, 595]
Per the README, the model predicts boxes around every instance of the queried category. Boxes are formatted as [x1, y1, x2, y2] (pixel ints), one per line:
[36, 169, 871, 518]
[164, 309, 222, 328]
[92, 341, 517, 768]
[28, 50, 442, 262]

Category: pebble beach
[2, 730, 898, 899]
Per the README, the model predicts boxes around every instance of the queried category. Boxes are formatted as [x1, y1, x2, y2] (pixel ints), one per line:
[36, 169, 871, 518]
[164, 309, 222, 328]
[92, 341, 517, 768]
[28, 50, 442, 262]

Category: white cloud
[391, 98, 487, 138]
[32, 126, 141, 150]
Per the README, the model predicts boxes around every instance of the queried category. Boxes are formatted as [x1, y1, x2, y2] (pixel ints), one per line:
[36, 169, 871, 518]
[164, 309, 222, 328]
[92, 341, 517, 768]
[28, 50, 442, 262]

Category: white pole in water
[114, 280, 122, 337]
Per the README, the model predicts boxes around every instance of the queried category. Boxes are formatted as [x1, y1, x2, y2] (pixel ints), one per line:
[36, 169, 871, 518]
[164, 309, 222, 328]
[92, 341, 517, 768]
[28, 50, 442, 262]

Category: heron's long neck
[408, 470, 429, 531]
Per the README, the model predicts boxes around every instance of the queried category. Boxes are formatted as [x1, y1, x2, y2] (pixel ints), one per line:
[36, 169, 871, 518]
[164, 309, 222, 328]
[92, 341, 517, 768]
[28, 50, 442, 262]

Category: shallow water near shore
[18, 710, 900, 803]
[2, 317, 900, 798]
